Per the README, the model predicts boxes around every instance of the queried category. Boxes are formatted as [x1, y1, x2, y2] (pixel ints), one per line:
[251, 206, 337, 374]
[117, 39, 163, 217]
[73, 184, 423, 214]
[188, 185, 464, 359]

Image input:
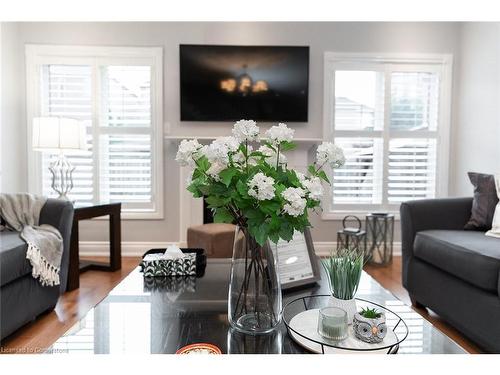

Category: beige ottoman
[187, 223, 236, 258]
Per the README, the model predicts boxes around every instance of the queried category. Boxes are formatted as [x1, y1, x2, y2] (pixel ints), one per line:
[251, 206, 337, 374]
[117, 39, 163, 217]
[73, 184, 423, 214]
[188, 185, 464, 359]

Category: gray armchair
[401, 197, 500, 353]
[0, 198, 74, 341]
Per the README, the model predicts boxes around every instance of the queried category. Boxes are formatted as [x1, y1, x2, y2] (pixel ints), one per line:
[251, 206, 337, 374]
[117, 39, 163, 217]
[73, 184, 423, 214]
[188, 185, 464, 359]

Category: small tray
[283, 295, 408, 354]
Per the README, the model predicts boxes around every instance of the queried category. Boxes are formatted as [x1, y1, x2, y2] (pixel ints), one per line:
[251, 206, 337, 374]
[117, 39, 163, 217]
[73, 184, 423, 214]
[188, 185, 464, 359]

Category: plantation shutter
[390, 72, 439, 131]
[39, 63, 156, 211]
[333, 138, 383, 204]
[41, 65, 94, 205]
[387, 139, 437, 203]
[99, 66, 153, 206]
[331, 66, 442, 210]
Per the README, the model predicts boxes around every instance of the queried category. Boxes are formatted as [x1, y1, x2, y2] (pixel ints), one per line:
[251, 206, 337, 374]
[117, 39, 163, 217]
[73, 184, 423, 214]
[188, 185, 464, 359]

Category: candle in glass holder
[317, 307, 348, 341]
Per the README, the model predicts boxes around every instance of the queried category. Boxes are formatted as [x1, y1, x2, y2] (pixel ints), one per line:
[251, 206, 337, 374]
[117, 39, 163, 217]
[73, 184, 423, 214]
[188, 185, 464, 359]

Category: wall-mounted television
[180, 45, 309, 122]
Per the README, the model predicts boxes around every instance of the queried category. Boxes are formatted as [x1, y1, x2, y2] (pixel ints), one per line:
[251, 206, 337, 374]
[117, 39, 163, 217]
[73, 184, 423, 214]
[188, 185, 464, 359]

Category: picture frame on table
[274, 228, 321, 290]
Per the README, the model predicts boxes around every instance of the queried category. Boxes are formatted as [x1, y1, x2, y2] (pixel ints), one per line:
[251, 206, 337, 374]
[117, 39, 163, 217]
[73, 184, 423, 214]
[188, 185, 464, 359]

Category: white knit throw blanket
[0, 193, 63, 286]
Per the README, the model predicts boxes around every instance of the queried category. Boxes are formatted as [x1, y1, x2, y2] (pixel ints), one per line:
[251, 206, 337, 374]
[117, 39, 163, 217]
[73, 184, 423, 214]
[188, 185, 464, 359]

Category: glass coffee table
[47, 259, 466, 354]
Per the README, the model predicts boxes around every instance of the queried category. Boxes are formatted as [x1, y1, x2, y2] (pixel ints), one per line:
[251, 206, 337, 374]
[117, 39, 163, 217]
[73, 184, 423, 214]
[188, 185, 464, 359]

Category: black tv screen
[180, 45, 309, 122]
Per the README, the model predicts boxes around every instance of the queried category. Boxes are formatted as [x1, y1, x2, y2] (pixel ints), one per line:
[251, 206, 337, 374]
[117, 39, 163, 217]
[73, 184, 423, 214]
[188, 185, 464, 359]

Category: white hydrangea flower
[206, 161, 226, 180]
[247, 172, 276, 201]
[265, 123, 295, 145]
[296, 172, 307, 184]
[232, 145, 253, 165]
[302, 176, 324, 200]
[258, 145, 287, 166]
[232, 119, 259, 142]
[175, 139, 202, 167]
[202, 136, 240, 165]
[316, 142, 345, 169]
[282, 187, 307, 217]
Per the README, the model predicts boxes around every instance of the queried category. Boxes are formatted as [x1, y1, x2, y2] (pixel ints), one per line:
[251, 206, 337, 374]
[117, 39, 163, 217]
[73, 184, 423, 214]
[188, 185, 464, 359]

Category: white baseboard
[79, 240, 402, 257]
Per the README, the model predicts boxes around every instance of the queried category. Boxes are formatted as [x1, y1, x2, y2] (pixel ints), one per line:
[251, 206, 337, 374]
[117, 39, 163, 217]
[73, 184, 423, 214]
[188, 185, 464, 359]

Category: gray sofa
[401, 197, 500, 353]
[0, 199, 74, 341]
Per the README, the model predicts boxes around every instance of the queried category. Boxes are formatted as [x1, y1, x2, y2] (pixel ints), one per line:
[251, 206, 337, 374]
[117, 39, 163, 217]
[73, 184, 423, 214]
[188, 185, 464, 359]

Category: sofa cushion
[414, 230, 500, 293]
[0, 231, 32, 287]
[464, 172, 498, 231]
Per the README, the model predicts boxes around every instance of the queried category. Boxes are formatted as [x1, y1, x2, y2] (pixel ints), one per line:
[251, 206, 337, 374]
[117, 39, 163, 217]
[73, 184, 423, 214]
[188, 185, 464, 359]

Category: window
[26, 46, 163, 218]
[323, 53, 452, 218]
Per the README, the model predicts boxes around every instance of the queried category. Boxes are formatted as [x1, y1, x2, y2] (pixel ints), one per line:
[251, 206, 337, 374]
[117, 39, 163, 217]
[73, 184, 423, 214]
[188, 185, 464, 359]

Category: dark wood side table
[67, 202, 122, 291]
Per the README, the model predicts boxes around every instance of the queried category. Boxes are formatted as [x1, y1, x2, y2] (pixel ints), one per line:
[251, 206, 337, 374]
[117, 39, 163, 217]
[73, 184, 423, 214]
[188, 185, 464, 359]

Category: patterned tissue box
[140, 253, 197, 277]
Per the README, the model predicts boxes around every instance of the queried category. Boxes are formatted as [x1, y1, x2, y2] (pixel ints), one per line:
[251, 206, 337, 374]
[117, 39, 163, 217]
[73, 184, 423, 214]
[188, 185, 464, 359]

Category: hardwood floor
[1, 256, 482, 353]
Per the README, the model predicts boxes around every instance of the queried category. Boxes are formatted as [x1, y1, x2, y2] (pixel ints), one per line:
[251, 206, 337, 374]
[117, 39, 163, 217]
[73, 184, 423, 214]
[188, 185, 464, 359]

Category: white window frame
[322, 52, 453, 220]
[26, 45, 164, 219]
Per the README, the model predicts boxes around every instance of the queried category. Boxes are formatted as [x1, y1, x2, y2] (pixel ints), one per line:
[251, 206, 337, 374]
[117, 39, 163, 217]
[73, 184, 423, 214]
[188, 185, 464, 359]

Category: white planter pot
[328, 296, 357, 324]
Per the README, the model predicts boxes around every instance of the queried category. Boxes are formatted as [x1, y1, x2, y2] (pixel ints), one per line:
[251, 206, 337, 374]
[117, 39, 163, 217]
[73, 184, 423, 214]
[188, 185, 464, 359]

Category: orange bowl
[175, 343, 222, 355]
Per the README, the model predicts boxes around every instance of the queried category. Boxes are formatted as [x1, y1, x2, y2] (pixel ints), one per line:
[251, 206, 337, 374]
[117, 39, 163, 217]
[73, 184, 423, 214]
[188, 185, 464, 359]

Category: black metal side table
[366, 213, 394, 265]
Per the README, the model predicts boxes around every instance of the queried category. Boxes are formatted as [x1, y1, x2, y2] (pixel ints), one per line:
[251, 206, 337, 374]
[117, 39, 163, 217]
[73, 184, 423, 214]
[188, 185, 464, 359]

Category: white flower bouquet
[176, 120, 345, 246]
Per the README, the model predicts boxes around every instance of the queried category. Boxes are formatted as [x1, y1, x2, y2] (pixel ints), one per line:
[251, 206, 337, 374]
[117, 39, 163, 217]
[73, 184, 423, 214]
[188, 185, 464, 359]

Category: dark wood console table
[67, 202, 122, 291]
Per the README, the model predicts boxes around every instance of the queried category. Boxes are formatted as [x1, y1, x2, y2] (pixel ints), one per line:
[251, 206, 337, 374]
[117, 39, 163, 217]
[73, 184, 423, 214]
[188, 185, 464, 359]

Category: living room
[1, 1, 499, 371]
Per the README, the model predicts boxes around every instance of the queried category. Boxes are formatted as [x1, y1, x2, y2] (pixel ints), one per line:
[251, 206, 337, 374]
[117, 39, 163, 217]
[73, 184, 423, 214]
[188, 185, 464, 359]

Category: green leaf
[260, 200, 281, 215]
[213, 207, 234, 223]
[245, 209, 265, 221]
[280, 141, 296, 151]
[205, 195, 229, 208]
[269, 216, 281, 231]
[308, 165, 317, 176]
[249, 151, 265, 158]
[196, 155, 210, 172]
[249, 221, 269, 246]
[275, 183, 286, 197]
[209, 183, 229, 195]
[263, 141, 276, 152]
[187, 180, 204, 198]
[219, 167, 238, 187]
[236, 179, 249, 198]
[279, 222, 294, 242]
[269, 231, 280, 244]
[318, 170, 330, 184]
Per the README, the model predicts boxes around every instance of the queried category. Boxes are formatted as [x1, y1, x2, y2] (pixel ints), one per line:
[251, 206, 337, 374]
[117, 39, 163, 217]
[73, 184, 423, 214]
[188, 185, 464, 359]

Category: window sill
[321, 210, 400, 221]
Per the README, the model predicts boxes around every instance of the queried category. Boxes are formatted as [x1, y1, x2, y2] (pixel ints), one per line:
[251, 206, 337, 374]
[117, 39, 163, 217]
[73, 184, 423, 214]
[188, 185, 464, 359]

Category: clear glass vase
[228, 226, 282, 334]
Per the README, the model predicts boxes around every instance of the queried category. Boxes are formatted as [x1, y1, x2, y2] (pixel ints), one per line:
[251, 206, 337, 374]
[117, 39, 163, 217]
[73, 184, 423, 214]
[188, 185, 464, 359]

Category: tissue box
[140, 249, 206, 277]
[140, 253, 196, 277]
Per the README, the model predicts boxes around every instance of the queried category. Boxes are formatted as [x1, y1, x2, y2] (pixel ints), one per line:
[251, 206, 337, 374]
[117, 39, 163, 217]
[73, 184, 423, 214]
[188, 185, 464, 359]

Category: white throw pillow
[486, 174, 500, 238]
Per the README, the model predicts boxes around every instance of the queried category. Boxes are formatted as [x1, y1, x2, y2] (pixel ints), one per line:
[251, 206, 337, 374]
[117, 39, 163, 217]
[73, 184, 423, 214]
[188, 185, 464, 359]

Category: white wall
[1, 22, 464, 246]
[450, 23, 500, 196]
[1, 23, 25, 194]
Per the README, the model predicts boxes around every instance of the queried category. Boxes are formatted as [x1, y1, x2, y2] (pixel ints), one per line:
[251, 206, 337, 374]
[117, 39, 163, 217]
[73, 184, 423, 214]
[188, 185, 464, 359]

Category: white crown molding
[79, 241, 402, 257]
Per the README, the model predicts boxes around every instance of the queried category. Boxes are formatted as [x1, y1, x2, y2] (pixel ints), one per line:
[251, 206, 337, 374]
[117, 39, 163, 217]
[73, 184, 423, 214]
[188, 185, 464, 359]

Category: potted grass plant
[322, 247, 364, 324]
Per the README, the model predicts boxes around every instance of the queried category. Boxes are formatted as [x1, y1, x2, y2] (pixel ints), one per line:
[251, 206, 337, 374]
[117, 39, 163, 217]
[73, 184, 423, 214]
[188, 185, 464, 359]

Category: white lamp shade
[32, 117, 88, 153]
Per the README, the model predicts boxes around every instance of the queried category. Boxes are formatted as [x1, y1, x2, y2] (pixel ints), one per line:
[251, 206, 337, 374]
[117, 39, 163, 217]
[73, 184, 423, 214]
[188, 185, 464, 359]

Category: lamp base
[49, 153, 75, 200]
